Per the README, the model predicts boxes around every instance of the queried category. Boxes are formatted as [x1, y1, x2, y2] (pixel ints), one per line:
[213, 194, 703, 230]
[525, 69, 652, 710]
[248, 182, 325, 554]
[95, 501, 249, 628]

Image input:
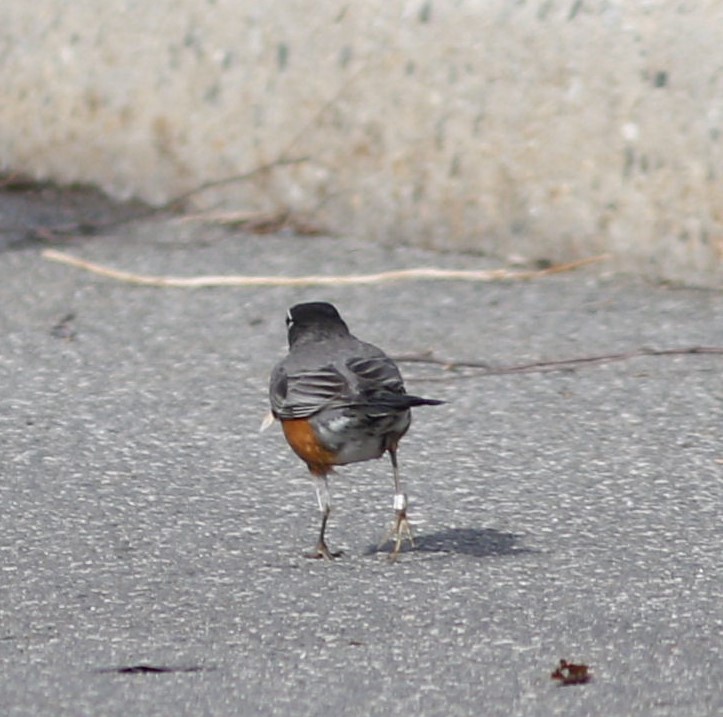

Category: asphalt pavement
[1, 194, 721, 716]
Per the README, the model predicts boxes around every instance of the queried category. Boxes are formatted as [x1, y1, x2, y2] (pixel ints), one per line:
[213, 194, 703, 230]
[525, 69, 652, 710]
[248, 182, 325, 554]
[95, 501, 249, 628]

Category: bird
[268, 301, 443, 559]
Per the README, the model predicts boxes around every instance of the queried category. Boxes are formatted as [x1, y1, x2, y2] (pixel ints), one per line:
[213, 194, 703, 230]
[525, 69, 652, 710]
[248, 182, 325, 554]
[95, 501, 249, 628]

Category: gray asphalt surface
[1, 200, 722, 716]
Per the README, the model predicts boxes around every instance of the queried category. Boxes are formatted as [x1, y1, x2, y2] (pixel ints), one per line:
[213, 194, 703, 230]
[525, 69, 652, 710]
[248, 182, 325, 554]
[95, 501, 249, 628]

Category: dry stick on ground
[38, 250, 721, 375]
[394, 346, 723, 379]
[41, 250, 609, 287]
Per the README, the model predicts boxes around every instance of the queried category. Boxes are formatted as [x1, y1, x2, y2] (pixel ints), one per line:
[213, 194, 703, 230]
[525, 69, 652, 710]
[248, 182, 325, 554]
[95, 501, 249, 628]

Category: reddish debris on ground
[551, 659, 592, 685]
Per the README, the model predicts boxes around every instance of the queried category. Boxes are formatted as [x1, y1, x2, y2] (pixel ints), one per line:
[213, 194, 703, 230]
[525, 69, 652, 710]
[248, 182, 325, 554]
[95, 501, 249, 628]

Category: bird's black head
[285, 302, 350, 347]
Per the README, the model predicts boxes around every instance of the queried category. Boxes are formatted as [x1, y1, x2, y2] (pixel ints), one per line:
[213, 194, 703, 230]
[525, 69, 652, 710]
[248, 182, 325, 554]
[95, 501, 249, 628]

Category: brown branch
[395, 346, 723, 378]
[2, 62, 363, 239]
[0, 155, 310, 238]
[149, 155, 311, 214]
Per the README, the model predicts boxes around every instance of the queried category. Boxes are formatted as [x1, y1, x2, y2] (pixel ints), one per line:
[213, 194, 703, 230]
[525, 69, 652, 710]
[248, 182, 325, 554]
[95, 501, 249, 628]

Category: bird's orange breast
[281, 419, 337, 475]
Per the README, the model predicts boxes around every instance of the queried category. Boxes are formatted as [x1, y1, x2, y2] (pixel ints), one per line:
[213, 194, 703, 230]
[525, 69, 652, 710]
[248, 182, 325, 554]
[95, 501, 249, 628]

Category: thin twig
[0, 155, 310, 237]
[395, 346, 723, 378]
[150, 155, 311, 213]
[11, 59, 365, 239]
[41, 250, 608, 287]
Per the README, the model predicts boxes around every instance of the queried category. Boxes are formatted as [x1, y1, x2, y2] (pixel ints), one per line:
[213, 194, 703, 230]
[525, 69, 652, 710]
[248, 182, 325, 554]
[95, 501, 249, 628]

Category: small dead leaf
[551, 659, 592, 686]
[286, 216, 326, 236]
[177, 209, 326, 236]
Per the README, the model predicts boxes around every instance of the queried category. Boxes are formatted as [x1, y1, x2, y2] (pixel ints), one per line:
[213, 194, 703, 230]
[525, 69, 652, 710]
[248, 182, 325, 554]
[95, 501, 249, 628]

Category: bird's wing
[270, 364, 350, 420]
[344, 355, 406, 395]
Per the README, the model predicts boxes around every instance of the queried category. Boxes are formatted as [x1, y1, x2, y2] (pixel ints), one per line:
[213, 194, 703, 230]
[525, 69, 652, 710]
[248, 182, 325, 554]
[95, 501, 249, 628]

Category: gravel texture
[1, 197, 721, 716]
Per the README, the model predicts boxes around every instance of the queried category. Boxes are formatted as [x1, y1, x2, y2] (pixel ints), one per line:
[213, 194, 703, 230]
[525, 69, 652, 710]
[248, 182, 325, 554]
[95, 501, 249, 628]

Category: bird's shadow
[365, 526, 533, 559]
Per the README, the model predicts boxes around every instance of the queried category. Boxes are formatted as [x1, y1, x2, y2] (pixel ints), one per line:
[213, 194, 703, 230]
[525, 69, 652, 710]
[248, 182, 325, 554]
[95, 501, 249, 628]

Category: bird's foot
[304, 540, 343, 560]
[379, 509, 415, 560]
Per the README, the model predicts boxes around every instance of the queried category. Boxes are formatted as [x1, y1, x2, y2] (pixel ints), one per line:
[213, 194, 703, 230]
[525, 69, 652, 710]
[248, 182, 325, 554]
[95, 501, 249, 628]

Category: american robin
[268, 301, 443, 559]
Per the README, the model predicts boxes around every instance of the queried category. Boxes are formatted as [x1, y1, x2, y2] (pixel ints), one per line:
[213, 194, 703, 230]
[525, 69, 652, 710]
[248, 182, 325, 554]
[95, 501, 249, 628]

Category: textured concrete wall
[1, 1, 722, 286]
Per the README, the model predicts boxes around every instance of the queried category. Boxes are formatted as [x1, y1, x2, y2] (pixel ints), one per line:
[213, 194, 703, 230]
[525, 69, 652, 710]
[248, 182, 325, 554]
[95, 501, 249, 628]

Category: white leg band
[393, 493, 407, 512]
[314, 478, 331, 513]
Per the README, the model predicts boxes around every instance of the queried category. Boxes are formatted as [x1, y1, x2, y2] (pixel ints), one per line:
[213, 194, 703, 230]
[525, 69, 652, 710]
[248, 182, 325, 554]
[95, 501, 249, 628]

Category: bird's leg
[304, 474, 342, 560]
[380, 446, 414, 558]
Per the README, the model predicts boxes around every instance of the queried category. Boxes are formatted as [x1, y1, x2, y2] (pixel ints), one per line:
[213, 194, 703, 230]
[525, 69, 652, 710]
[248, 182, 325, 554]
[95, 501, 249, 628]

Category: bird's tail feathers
[361, 391, 444, 410]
